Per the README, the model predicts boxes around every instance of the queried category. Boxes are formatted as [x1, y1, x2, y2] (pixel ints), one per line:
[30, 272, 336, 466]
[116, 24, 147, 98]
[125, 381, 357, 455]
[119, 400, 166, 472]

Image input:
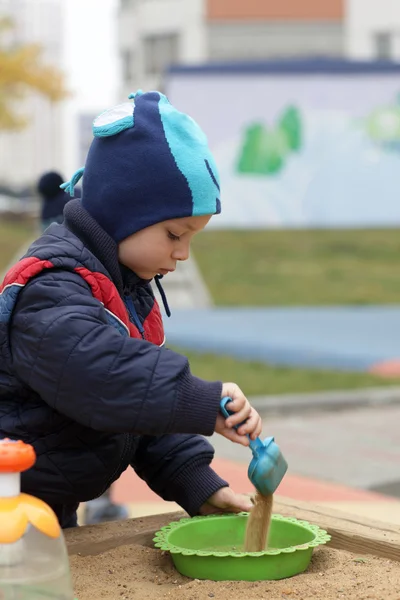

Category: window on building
[122, 49, 135, 83]
[143, 33, 179, 76]
[375, 32, 393, 60]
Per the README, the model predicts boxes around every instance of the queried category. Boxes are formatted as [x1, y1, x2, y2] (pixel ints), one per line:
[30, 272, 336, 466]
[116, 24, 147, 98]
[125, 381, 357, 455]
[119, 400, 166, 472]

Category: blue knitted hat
[62, 90, 221, 242]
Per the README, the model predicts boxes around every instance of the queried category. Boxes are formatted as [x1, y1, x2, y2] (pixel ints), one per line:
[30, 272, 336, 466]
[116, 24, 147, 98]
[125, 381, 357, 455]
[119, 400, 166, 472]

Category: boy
[0, 90, 261, 528]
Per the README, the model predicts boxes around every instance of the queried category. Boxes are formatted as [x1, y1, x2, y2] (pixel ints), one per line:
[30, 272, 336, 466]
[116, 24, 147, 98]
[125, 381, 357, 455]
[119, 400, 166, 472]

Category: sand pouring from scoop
[220, 397, 288, 552]
[245, 491, 274, 552]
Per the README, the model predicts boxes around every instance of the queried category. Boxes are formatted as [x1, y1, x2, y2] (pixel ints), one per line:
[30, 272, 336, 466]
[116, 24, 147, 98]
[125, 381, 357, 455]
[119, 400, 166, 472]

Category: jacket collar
[64, 199, 149, 296]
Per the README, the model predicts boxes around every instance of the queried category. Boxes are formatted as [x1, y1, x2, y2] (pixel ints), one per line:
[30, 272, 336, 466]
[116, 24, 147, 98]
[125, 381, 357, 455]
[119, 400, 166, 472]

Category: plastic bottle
[0, 439, 75, 599]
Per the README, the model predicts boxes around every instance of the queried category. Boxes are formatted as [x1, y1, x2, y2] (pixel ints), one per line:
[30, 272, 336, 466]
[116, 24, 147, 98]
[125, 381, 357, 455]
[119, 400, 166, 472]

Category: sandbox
[66, 498, 400, 600]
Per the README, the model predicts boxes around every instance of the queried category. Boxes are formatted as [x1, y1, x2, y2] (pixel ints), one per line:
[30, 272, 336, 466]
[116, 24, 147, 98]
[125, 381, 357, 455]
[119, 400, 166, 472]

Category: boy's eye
[168, 231, 180, 241]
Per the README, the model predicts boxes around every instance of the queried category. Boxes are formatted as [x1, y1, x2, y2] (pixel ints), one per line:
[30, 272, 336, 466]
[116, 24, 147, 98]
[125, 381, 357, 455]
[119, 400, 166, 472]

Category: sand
[68, 516, 400, 600]
[244, 492, 273, 552]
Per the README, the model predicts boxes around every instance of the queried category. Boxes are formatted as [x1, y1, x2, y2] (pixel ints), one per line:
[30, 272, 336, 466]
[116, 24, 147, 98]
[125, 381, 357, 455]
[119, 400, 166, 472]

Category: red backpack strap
[1, 258, 164, 345]
[0, 257, 54, 292]
[74, 267, 164, 345]
[143, 302, 165, 346]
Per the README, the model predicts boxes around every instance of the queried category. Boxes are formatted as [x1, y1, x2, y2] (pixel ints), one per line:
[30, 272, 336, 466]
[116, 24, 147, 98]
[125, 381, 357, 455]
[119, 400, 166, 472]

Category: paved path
[110, 403, 400, 525]
[163, 306, 400, 373]
[111, 456, 400, 525]
[211, 404, 400, 494]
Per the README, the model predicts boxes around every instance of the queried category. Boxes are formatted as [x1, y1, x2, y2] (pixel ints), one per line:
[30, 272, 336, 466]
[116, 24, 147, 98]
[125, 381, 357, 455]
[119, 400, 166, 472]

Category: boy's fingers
[222, 427, 250, 446]
[238, 412, 262, 437]
[216, 405, 262, 447]
[225, 395, 246, 411]
[228, 496, 253, 513]
[248, 420, 263, 440]
[226, 404, 251, 428]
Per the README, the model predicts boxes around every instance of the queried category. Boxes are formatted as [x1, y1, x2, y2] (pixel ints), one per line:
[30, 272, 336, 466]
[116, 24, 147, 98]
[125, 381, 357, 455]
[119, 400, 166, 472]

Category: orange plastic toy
[0, 439, 75, 598]
[0, 439, 35, 472]
[0, 439, 60, 544]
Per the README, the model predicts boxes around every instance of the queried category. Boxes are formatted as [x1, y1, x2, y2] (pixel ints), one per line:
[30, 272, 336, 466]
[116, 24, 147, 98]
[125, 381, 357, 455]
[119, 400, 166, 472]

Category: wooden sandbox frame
[65, 496, 400, 562]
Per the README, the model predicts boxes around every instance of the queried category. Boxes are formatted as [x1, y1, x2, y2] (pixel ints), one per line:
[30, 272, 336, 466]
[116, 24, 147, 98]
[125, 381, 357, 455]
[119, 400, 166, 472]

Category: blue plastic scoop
[220, 397, 288, 496]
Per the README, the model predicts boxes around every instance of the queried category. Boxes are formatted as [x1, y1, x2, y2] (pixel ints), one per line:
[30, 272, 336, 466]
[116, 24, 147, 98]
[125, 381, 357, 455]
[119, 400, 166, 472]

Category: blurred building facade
[346, 0, 400, 60]
[0, 0, 64, 187]
[118, 0, 344, 97]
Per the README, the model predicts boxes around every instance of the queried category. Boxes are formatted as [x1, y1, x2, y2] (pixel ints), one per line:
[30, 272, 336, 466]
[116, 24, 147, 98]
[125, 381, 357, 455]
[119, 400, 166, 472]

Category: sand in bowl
[244, 492, 273, 552]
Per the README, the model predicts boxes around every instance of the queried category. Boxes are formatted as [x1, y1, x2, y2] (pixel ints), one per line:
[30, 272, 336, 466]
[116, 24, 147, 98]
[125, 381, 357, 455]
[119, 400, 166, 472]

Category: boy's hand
[215, 383, 262, 446]
[199, 487, 253, 515]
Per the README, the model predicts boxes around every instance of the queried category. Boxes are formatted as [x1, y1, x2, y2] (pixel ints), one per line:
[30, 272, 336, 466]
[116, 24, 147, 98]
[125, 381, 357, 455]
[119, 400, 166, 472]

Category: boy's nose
[172, 245, 190, 261]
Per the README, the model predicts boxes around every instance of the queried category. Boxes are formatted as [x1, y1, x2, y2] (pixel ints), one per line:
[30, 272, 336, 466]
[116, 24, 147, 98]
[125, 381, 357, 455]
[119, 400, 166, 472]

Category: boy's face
[118, 214, 211, 280]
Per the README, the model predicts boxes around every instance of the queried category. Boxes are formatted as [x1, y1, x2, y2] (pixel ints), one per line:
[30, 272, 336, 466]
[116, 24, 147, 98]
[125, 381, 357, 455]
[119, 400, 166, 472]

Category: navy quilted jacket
[0, 200, 227, 525]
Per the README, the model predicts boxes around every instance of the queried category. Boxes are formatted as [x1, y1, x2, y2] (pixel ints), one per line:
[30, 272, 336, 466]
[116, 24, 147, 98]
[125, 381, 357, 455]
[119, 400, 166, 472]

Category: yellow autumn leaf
[0, 16, 68, 131]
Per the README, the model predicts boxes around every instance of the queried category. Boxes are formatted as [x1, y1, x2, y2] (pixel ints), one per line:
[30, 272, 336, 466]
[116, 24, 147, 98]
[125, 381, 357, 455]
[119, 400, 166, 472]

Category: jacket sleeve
[131, 433, 228, 516]
[10, 269, 222, 436]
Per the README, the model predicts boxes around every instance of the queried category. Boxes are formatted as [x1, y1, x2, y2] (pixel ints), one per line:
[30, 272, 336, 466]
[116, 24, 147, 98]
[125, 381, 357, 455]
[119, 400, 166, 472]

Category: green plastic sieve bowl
[154, 513, 330, 581]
